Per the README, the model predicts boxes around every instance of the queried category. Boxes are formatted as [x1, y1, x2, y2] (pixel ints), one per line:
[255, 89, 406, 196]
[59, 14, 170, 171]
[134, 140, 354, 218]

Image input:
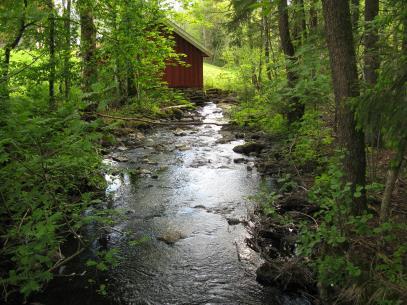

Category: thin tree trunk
[48, 0, 56, 109]
[258, 16, 264, 88]
[1, 0, 28, 102]
[292, 0, 307, 45]
[380, 140, 406, 222]
[278, 0, 304, 123]
[364, 0, 381, 152]
[364, 0, 379, 85]
[78, 0, 97, 97]
[1, 48, 12, 101]
[123, 1, 136, 99]
[63, 0, 71, 100]
[322, 0, 367, 213]
[351, 0, 359, 30]
[380, 17, 407, 223]
[263, 12, 272, 81]
[309, 0, 318, 32]
[298, 0, 307, 41]
[111, 6, 121, 99]
[247, 18, 258, 88]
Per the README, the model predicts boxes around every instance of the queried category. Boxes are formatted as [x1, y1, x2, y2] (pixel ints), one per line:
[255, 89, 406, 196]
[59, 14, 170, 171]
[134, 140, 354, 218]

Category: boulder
[226, 217, 241, 225]
[233, 158, 248, 164]
[233, 142, 265, 155]
[157, 230, 186, 245]
[112, 155, 129, 162]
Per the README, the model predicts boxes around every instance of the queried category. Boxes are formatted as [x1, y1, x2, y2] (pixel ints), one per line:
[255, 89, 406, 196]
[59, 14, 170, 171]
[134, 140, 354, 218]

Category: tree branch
[93, 112, 229, 126]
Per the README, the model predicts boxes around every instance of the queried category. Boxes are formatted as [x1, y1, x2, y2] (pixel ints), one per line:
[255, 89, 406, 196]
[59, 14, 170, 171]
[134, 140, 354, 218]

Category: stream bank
[30, 91, 313, 305]
[99, 99, 312, 305]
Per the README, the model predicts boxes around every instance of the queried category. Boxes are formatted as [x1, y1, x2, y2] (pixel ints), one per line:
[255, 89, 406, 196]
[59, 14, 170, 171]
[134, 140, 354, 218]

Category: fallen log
[162, 104, 193, 110]
[94, 113, 229, 127]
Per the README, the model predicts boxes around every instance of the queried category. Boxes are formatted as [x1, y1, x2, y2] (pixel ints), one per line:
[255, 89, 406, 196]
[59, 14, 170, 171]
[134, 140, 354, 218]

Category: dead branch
[94, 112, 229, 127]
[162, 105, 193, 110]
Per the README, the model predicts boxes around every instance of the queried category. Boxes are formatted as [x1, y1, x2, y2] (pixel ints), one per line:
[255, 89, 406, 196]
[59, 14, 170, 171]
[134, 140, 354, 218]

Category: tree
[364, 0, 379, 85]
[292, 0, 307, 46]
[322, 0, 367, 213]
[278, 0, 304, 123]
[350, 0, 360, 30]
[62, 0, 72, 100]
[379, 13, 407, 222]
[47, 0, 56, 109]
[77, 0, 97, 98]
[262, 11, 272, 81]
[309, 0, 318, 32]
[0, 0, 31, 106]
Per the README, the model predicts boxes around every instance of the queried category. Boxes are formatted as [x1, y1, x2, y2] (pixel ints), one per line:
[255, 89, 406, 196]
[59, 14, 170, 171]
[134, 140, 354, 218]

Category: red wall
[164, 33, 205, 88]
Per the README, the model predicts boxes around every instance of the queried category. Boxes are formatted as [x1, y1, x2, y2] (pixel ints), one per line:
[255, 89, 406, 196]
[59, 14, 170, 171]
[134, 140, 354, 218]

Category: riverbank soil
[211, 90, 407, 304]
[29, 88, 314, 305]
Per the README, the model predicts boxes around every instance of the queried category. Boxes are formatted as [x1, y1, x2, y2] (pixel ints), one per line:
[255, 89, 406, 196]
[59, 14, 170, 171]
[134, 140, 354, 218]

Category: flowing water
[36, 102, 310, 305]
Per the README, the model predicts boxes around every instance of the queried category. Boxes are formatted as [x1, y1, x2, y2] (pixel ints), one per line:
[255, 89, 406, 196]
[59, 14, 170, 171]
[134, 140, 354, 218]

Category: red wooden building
[164, 22, 211, 89]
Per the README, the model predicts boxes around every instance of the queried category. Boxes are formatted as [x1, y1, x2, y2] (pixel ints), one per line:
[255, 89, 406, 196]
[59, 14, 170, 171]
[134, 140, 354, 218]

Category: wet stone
[157, 230, 186, 245]
[193, 205, 206, 209]
[117, 146, 128, 151]
[233, 158, 248, 164]
[233, 142, 265, 155]
[174, 128, 187, 136]
[112, 155, 129, 162]
[175, 144, 190, 151]
[226, 217, 241, 225]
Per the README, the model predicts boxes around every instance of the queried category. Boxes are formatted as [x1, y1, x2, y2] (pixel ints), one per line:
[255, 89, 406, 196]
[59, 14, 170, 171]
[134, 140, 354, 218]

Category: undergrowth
[0, 96, 116, 302]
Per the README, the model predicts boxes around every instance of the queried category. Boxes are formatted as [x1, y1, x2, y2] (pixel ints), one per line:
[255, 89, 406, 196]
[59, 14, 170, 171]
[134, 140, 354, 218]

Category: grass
[203, 62, 237, 90]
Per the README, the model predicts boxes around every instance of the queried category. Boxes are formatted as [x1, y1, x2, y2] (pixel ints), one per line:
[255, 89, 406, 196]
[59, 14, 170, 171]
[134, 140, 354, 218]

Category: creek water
[35, 102, 311, 305]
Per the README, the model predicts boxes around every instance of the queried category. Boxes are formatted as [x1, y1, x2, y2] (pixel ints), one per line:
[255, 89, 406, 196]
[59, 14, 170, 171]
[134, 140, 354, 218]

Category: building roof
[164, 20, 212, 57]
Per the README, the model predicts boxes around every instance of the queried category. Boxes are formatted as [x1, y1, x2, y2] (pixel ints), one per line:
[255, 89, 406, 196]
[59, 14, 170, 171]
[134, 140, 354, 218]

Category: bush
[0, 97, 109, 301]
[297, 160, 407, 304]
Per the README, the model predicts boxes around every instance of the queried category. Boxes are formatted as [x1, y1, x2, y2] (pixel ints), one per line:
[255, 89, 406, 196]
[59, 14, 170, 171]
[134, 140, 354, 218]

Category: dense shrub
[0, 97, 108, 300]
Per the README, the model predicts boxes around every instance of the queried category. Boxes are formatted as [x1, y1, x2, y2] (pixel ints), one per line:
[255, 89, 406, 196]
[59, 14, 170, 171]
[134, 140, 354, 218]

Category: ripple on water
[38, 102, 310, 305]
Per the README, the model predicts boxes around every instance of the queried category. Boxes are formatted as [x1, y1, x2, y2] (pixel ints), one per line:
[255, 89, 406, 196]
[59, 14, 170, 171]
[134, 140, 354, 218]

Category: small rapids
[35, 102, 311, 305]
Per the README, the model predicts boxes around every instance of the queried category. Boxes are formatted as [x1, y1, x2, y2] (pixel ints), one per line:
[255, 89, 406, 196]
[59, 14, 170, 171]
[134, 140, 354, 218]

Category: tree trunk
[380, 140, 406, 222]
[293, 0, 307, 44]
[63, 0, 71, 100]
[263, 12, 272, 81]
[322, 0, 367, 213]
[247, 18, 258, 88]
[380, 17, 407, 222]
[48, 0, 56, 109]
[309, 0, 318, 32]
[350, 0, 359, 30]
[123, 3, 137, 99]
[278, 0, 304, 123]
[364, 0, 381, 150]
[78, 0, 97, 97]
[1, 0, 28, 103]
[364, 0, 379, 85]
[1, 48, 12, 102]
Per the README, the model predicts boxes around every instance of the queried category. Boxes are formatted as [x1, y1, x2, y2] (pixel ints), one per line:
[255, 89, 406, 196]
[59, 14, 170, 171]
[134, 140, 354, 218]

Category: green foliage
[289, 112, 333, 167]
[297, 159, 406, 304]
[253, 189, 280, 217]
[95, 0, 178, 107]
[0, 97, 111, 300]
[231, 94, 288, 135]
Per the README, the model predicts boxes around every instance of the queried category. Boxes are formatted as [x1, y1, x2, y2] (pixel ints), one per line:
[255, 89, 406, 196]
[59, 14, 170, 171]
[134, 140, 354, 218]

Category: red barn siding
[164, 33, 205, 88]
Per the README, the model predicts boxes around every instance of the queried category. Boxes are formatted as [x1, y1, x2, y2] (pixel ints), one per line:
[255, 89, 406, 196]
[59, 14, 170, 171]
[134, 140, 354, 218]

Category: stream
[36, 102, 311, 305]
